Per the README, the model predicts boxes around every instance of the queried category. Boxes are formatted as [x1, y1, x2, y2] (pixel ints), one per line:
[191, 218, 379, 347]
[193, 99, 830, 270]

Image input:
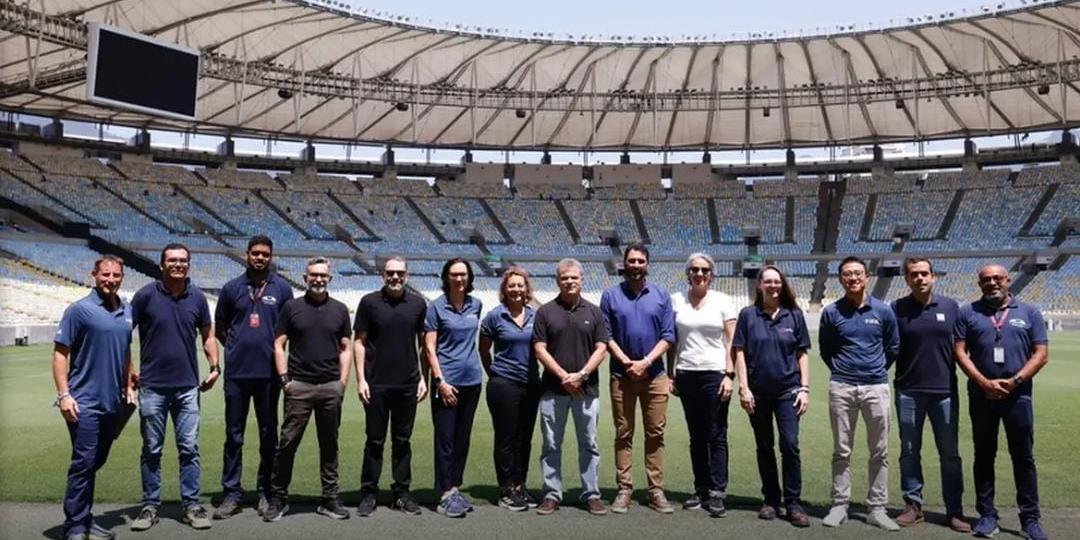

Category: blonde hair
[499, 266, 534, 305]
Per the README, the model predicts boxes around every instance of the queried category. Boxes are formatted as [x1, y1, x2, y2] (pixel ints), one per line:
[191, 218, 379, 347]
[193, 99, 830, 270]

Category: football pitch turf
[1, 333, 1078, 538]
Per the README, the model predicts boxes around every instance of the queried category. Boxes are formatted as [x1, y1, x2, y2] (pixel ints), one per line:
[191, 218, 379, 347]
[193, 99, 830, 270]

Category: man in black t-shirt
[353, 256, 428, 516]
[264, 257, 352, 523]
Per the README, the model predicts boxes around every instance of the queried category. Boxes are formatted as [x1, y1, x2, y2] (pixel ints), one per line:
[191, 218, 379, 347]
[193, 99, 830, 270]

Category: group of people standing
[51, 236, 1050, 540]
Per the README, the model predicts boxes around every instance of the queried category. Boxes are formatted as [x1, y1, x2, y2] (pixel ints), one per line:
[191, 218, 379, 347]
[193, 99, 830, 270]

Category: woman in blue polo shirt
[480, 267, 539, 512]
[424, 258, 483, 518]
[732, 265, 811, 527]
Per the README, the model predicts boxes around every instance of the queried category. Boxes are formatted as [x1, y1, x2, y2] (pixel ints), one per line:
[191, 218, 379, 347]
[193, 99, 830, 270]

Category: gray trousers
[828, 381, 890, 509]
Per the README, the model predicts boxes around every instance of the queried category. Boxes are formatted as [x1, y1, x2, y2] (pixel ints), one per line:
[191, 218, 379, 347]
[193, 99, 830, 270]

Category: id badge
[249, 312, 261, 328]
[993, 347, 1005, 364]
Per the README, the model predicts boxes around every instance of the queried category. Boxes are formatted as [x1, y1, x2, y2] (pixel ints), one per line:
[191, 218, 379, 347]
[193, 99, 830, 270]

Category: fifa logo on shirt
[864, 318, 881, 326]
[779, 328, 795, 333]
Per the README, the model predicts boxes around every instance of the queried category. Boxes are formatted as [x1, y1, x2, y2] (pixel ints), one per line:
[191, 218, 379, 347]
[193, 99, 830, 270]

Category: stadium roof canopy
[1, 0, 1079, 151]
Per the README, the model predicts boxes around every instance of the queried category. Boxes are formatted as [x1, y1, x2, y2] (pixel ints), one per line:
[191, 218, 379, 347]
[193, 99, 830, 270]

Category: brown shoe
[896, 503, 924, 527]
[610, 491, 632, 514]
[647, 492, 674, 514]
[585, 498, 608, 516]
[787, 506, 810, 528]
[536, 498, 559, 516]
[758, 504, 778, 520]
[947, 514, 972, 533]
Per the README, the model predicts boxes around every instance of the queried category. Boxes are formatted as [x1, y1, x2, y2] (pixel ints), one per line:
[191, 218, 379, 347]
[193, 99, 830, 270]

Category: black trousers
[486, 375, 540, 489]
[970, 391, 1040, 523]
[361, 386, 418, 496]
[431, 384, 481, 493]
[270, 380, 344, 501]
[676, 370, 730, 497]
[221, 377, 279, 501]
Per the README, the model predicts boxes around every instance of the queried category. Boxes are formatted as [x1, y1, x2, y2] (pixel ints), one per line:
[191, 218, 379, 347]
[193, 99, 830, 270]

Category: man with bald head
[954, 264, 1049, 540]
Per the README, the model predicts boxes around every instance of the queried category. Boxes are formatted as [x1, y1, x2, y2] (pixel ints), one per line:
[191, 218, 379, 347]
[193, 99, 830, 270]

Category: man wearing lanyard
[954, 264, 1049, 540]
[213, 236, 294, 519]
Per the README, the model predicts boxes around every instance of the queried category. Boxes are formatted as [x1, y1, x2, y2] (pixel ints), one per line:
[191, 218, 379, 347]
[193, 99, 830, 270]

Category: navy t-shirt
[132, 280, 212, 390]
[55, 289, 133, 413]
[424, 295, 483, 387]
[480, 304, 538, 385]
[954, 297, 1047, 396]
[819, 295, 899, 385]
[732, 305, 811, 399]
[215, 272, 293, 379]
[891, 294, 960, 394]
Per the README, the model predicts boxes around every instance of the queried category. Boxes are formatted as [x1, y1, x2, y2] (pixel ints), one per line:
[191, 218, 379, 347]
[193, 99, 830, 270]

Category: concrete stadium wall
[592, 164, 661, 187]
[462, 163, 504, 184]
[0, 324, 57, 346]
[670, 163, 712, 184]
[513, 164, 582, 185]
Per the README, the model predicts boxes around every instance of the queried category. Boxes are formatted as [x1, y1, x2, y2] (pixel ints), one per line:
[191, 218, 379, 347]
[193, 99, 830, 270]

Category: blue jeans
[895, 390, 964, 515]
[969, 391, 1040, 524]
[140, 386, 201, 508]
[539, 392, 600, 503]
[221, 377, 279, 501]
[63, 409, 120, 536]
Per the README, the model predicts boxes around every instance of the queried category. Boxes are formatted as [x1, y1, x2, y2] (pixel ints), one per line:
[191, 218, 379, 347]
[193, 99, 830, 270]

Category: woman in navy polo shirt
[480, 267, 539, 512]
[732, 265, 811, 527]
[424, 258, 483, 518]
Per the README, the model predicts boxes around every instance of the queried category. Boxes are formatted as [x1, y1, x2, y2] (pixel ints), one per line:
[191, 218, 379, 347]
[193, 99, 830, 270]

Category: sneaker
[356, 493, 377, 517]
[647, 492, 675, 514]
[129, 505, 158, 531]
[610, 490, 632, 514]
[256, 494, 269, 517]
[822, 505, 848, 527]
[759, 504, 778, 520]
[87, 523, 115, 540]
[1021, 520, 1048, 540]
[457, 491, 475, 513]
[586, 497, 608, 516]
[787, 505, 811, 528]
[896, 502, 924, 527]
[65, 532, 89, 540]
[392, 493, 422, 515]
[972, 515, 1000, 538]
[536, 497, 559, 516]
[705, 496, 727, 518]
[316, 499, 350, 520]
[948, 514, 972, 533]
[184, 505, 212, 530]
[866, 507, 900, 531]
[519, 488, 539, 509]
[682, 493, 702, 510]
[499, 489, 528, 511]
[212, 498, 242, 520]
[262, 498, 288, 522]
[436, 492, 466, 518]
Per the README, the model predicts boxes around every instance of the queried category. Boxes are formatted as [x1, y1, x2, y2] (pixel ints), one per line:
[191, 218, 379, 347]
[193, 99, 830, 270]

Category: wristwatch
[210, 365, 220, 374]
[1013, 374, 1025, 386]
[279, 373, 291, 386]
[432, 376, 443, 387]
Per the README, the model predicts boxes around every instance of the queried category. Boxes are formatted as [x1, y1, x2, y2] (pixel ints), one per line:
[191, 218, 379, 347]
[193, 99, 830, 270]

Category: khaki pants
[828, 381, 890, 509]
[611, 374, 669, 494]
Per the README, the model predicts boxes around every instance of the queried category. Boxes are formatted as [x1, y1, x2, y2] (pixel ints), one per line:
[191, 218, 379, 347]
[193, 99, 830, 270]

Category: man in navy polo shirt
[53, 255, 134, 540]
[130, 243, 219, 532]
[819, 256, 899, 531]
[212, 235, 294, 519]
[891, 258, 969, 532]
[600, 243, 676, 514]
[954, 264, 1049, 540]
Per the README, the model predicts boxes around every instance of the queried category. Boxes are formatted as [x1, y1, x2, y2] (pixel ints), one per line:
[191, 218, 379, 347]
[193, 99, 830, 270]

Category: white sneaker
[867, 507, 900, 531]
[822, 505, 848, 527]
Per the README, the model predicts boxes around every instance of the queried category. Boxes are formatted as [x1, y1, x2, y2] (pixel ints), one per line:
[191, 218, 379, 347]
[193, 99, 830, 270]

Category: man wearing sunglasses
[954, 264, 1049, 540]
[352, 257, 429, 517]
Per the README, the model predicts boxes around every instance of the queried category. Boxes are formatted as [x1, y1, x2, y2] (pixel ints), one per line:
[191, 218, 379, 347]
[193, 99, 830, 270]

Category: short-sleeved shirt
[480, 304, 538, 385]
[54, 288, 133, 413]
[954, 296, 1047, 396]
[600, 281, 676, 379]
[672, 290, 738, 372]
[276, 293, 351, 384]
[132, 280, 212, 390]
[533, 295, 610, 396]
[215, 271, 293, 379]
[891, 294, 960, 394]
[818, 295, 899, 386]
[732, 305, 811, 399]
[424, 294, 483, 387]
[354, 288, 427, 389]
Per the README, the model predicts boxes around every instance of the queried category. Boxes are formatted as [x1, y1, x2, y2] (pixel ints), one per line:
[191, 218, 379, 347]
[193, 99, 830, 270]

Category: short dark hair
[623, 242, 650, 263]
[93, 254, 124, 274]
[903, 257, 934, 275]
[837, 256, 866, 276]
[440, 258, 475, 295]
[159, 243, 190, 266]
[247, 235, 273, 253]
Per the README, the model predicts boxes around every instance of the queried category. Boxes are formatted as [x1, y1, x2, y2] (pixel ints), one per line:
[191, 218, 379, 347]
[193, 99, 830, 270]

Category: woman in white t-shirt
[665, 252, 737, 517]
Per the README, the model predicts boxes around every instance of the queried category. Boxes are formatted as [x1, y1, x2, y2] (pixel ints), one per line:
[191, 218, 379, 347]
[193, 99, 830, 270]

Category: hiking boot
[896, 502, 924, 527]
[536, 497, 559, 516]
[184, 505, 212, 530]
[356, 493, 377, 517]
[316, 498, 350, 520]
[129, 505, 158, 532]
[392, 493, 422, 515]
[586, 497, 608, 516]
[647, 492, 674, 514]
[610, 490, 632, 514]
[212, 498, 241, 520]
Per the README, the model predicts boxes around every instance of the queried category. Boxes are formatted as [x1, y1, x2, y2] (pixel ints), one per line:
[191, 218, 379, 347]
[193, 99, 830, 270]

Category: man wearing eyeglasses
[352, 257, 429, 517]
[954, 264, 1049, 540]
[212, 235, 294, 520]
[263, 257, 353, 523]
[819, 257, 900, 531]
[130, 243, 219, 532]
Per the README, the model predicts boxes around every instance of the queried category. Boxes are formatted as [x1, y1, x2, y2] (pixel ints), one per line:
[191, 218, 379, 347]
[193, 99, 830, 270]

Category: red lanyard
[989, 308, 1009, 343]
[249, 280, 269, 305]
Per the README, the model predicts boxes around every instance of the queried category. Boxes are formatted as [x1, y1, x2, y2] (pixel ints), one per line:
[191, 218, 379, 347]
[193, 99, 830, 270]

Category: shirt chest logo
[779, 327, 795, 334]
[936, 313, 946, 322]
[261, 295, 278, 305]
[863, 318, 881, 326]
[1008, 318, 1028, 329]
